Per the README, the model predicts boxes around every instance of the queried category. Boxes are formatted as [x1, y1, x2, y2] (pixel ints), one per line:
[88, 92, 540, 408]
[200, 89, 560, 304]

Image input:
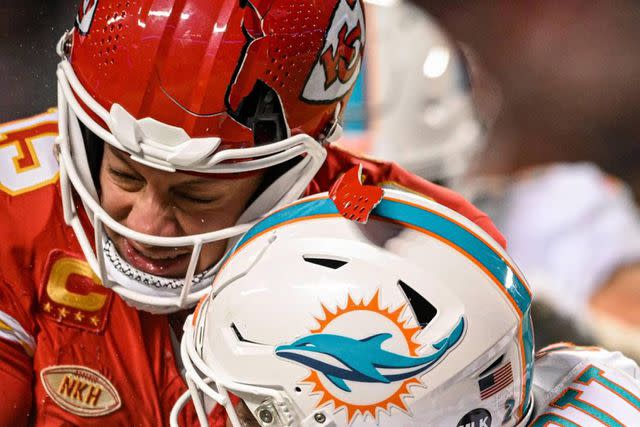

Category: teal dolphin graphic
[275, 317, 465, 392]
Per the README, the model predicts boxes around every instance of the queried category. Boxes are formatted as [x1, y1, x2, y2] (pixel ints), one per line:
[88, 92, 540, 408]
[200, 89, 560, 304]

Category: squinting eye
[177, 193, 216, 204]
[109, 167, 139, 180]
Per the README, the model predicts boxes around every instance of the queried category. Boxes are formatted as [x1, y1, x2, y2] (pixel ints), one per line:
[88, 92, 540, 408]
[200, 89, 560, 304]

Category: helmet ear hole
[232, 80, 288, 146]
[253, 121, 279, 147]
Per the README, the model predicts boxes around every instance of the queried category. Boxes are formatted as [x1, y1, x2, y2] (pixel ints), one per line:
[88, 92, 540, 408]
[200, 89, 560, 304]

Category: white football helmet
[53, 0, 367, 312]
[341, 0, 483, 184]
[172, 184, 534, 426]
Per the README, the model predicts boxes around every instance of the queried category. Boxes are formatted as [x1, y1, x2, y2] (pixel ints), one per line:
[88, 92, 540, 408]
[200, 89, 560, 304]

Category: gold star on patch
[43, 302, 52, 313]
[58, 307, 68, 318]
[90, 316, 99, 326]
[74, 312, 85, 322]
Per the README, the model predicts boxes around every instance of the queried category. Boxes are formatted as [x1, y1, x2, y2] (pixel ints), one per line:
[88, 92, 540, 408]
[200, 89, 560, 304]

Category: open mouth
[120, 238, 192, 278]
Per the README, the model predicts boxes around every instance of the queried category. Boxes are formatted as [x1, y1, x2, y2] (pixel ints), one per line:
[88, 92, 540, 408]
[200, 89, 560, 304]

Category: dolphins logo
[275, 317, 465, 392]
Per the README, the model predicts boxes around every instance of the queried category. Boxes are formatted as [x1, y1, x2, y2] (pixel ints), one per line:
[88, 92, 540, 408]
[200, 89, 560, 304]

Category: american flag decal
[479, 361, 513, 400]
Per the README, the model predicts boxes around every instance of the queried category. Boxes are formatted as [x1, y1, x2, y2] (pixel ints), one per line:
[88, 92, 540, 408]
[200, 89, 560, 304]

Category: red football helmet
[56, 0, 366, 312]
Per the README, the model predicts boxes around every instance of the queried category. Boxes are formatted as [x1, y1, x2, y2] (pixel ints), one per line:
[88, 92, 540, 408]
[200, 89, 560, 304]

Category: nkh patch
[40, 365, 121, 417]
[479, 361, 513, 400]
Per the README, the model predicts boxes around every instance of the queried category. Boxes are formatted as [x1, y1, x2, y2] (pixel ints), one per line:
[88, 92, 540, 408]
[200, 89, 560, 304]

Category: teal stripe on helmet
[233, 196, 531, 313]
[227, 194, 534, 414]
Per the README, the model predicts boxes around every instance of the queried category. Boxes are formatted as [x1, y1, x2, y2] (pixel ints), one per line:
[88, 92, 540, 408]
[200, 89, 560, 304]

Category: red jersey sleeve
[0, 110, 59, 426]
[0, 275, 36, 427]
[310, 144, 507, 248]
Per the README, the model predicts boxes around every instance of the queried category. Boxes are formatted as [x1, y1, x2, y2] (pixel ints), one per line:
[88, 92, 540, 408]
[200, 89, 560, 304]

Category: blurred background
[1, 0, 639, 359]
[0, 0, 72, 120]
[339, 0, 640, 359]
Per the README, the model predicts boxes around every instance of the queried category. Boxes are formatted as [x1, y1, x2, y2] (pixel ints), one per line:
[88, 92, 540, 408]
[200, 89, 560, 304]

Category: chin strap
[103, 238, 215, 292]
[101, 237, 217, 314]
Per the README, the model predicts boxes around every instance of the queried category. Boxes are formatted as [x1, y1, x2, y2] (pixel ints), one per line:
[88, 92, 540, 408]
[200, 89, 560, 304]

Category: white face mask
[55, 51, 328, 313]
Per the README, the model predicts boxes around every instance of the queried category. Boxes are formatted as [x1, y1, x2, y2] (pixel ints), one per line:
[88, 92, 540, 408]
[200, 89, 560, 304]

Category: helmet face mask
[173, 189, 535, 426]
[55, 0, 367, 312]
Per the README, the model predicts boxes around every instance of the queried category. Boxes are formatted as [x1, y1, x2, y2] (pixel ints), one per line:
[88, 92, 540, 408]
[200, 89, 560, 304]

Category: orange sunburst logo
[282, 290, 426, 424]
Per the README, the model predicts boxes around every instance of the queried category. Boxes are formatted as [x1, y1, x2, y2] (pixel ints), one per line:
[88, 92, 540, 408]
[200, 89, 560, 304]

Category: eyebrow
[176, 178, 222, 189]
[109, 146, 131, 162]
[108, 146, 218, 187]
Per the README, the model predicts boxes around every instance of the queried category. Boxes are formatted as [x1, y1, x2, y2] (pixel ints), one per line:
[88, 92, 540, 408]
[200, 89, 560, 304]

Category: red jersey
[0, 111, 504, 426]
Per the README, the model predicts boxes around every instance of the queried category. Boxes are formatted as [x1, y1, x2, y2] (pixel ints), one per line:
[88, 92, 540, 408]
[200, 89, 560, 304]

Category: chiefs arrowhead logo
[320, 22, 363, 90]
[75, 0, 99, 35]
[301, 0, 365, 103]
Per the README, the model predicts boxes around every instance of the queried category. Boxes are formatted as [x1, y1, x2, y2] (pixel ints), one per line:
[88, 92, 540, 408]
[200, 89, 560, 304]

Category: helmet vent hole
[397, 280, 437, 328]
[89, 1, 135, 68]
[303, 256, 348, 270]
[231, 323, 264, 345]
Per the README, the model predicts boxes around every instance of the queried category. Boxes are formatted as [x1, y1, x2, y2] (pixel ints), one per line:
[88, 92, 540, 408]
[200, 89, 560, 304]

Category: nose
[124, 189, 180, 237]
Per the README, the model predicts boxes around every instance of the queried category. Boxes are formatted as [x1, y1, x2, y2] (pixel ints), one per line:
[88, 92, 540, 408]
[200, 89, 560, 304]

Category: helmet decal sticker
[321, 23, 362, 89]
[478, 361, 514, 400]
[75, 0, 99, 35]
[457, 408, 492, 427]
[275, 290, 465, 423]
[301, 0, 366, 103]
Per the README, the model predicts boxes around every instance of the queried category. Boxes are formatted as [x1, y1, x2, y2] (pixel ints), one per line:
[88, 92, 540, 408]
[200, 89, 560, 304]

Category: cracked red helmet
[56, 0, 366, 312]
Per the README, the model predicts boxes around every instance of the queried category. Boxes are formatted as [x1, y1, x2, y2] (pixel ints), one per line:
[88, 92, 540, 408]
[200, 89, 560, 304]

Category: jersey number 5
[0, 120, 59, 196]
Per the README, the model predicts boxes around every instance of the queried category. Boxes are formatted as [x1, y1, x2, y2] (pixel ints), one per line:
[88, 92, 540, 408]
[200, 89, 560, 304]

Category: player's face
[99, 145, 264, 278]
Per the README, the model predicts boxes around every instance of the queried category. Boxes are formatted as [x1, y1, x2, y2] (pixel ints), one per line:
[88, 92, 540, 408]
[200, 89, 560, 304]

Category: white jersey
[528, 344, 640, 426]
[469, 163, 640, 320]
